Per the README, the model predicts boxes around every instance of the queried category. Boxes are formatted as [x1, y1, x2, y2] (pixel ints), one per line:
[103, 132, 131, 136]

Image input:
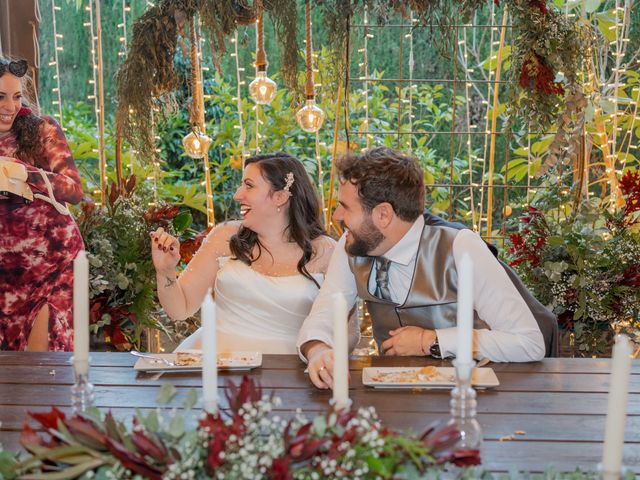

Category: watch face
[429, 342, 441, 358]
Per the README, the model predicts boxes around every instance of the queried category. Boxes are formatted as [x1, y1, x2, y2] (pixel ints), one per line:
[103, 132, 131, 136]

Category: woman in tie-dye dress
[0, 58, 84, 351]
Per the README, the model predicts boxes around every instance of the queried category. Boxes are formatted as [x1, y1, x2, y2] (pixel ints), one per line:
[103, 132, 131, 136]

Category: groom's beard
[343, 217, 384, 257]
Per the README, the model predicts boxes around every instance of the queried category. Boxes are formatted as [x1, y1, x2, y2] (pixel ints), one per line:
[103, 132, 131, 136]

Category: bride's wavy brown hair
[0, 57, 44, 162]
[229, 152, 326, 287]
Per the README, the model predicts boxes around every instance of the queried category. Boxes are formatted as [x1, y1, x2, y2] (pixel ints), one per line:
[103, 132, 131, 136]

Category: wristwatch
[429, 341, 442, 359]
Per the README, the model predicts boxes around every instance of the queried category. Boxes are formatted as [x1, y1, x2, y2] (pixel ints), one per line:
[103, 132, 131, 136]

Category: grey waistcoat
[348, 213, 559, 357]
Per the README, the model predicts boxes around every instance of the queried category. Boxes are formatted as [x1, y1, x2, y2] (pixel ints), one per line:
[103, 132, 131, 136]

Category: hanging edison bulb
[296, 98, 325, 133]
[182, 130, 212, 159]
[249, 69, 277, 105]
[249, 12, 277, 105]
[296, 0, 324, 133]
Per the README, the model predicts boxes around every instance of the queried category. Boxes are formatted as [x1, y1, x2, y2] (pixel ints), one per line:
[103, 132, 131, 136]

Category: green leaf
[168, 414, 185, 438]
[18, 458, 105, 480]
[547, 236, 565, 246]
[141, 409, 159, 432]
[312, 416, 326, 437]
[585, 0, 602, 12]
[172, 211, 193, 233]
[183, 389, 198, 410]
[481, 45, 511, 71]
[157, 384, 177, 405]
[0, 451, 18, 479]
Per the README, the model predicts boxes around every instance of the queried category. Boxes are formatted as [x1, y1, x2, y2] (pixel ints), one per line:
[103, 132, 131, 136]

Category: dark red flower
[269, 457, 293, 480]
[17, 107, 32, 117]
[144, 205, 180, 225]
[519, 52, 564, 95]
[621, 265, 640, 286]
[225, 375, 262, 413]
[180, 226, 213, 263]
[619, 170, 640, 222]
[529, 0, 548, 14]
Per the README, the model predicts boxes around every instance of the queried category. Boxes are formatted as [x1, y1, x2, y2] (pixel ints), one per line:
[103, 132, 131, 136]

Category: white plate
[133, 351, 262, 372]
[362, 366, 499, 389]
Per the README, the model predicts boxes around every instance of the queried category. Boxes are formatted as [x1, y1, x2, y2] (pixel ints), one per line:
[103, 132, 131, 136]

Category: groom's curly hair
[337, 147, 424, 222]
[229, 152, 325, 287]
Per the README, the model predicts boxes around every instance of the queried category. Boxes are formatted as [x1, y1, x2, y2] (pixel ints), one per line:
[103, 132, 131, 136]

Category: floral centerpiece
[75, 176, 192, 351]
[507, 171, 640, 357]
[0, 377, 482, 480]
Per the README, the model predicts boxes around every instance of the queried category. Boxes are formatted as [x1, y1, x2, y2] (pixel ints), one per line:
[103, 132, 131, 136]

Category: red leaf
[29, 407, 66, 431]
[64, 416, 108, 450]
[449, 448, 482, 467]
[105, 437, 164, 480]
[20, 421, 44, 449]
[131, 429, 168, 462]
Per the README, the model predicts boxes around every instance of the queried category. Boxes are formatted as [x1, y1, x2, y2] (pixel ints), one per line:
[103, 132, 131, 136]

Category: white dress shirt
[297, 216, 545, 363]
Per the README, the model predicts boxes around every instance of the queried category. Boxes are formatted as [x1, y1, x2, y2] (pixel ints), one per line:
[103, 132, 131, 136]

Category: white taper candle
[73, 250, 89, 375]
[332, 293, 350, 410]
[456, 253, 474, 366]
[602, 334, 632, 478]
[201, 289, 218, 414]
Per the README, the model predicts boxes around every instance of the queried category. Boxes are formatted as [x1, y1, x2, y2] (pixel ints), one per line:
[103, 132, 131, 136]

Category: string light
[459, 23, 478, 231]
[249, 12, 277, 105]
[360, 5, 372, 149]
[50, 0, 64, 128]
[231, 31, 248, 165]
[477, 1, 498, 235]
[84, 2, 99, 134]
[296, 0, 324, 133]
[402, 14, 416, 153]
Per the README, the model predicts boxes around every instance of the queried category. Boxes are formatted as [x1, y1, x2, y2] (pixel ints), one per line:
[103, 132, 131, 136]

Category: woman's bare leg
[26, 304, 49, 351]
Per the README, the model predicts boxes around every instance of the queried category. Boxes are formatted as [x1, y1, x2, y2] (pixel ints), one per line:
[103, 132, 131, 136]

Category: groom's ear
[372, 202, 394, 229]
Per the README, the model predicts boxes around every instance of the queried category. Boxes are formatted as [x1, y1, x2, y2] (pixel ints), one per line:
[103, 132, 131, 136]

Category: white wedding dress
[175, 257, 324, 354]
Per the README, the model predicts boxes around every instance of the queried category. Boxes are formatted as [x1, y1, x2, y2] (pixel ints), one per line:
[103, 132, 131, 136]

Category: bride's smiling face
[234, 163, 280, 229]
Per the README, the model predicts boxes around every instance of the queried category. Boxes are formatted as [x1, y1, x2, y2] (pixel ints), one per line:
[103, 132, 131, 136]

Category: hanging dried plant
[115, 0, 593, 168]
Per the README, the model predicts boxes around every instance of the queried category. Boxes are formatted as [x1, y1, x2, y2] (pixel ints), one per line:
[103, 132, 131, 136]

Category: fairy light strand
[84, 0, 102, 203]
[460, 25, 478, 231]
[405, 13, 415, 153]
[119, 0, 136, 175]
[231, 30, 248, 161]
[476, 2, 499, 235]
[50, 0, 64, 128]
[361, 5, 372, 149]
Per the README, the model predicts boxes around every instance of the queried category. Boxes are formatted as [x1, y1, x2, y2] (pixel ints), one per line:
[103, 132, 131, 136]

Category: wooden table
[1, 352, 639, 474]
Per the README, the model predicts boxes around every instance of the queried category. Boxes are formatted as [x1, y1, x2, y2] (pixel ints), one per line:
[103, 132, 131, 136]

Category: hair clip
[283, 172, 294, 195]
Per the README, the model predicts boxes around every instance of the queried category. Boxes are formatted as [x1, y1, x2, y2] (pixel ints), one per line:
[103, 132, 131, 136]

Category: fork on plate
[130, 351, 175, 367]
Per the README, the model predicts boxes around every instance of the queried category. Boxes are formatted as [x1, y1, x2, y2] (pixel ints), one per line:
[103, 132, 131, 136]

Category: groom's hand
[382, 326, 436, 356]
[304, 341, 334, 389]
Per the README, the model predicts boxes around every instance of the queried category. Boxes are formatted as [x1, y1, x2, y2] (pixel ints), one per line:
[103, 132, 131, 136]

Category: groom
[297, 147, 558, 389]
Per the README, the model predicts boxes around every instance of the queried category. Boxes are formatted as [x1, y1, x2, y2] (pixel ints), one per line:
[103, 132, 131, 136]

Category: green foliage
[506, 173, 640, 356]
[72, 178, 190, 351]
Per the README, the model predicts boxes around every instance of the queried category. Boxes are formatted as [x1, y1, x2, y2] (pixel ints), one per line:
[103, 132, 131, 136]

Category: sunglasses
[0, 59, 28, 78]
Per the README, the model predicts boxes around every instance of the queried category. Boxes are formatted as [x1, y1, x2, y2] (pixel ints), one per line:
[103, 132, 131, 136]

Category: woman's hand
[150, 227, 181, 275]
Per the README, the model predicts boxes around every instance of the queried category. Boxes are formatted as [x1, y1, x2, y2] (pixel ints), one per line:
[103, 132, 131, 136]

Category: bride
[151, 152, 343, 354]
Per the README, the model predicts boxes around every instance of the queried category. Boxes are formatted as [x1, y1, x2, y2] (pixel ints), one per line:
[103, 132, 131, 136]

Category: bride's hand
[150, 227, 181, 275]
[308, 343, 336, 390]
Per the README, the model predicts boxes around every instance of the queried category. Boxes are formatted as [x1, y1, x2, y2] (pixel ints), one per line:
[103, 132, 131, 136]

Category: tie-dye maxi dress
[0, 116, 84, 351]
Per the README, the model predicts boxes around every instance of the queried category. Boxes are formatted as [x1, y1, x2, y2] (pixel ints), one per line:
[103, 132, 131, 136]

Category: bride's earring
[277, 206, 281, 213]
